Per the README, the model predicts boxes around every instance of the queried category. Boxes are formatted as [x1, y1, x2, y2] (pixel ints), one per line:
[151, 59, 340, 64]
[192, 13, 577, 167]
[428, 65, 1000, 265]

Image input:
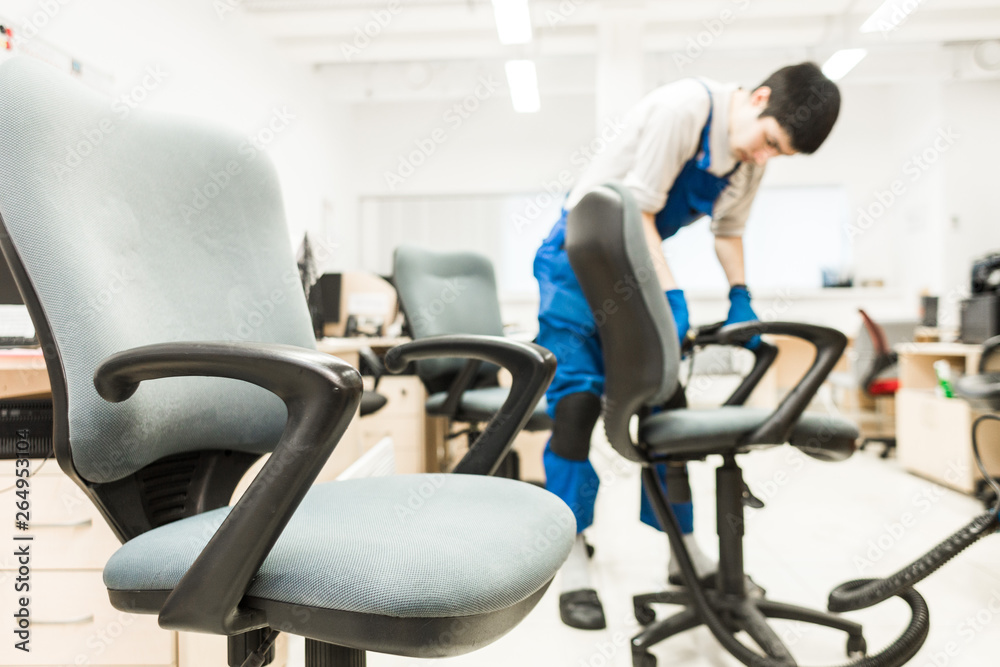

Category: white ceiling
[238, 0, 1000, 100]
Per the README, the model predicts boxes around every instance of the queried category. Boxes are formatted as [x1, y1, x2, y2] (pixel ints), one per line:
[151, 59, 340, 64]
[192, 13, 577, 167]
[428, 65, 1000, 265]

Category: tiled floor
[290, 439, 1000, 667]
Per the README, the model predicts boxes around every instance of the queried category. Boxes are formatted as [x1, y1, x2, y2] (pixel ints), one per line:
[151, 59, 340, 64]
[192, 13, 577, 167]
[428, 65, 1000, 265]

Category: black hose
[828, 511, 999, 613]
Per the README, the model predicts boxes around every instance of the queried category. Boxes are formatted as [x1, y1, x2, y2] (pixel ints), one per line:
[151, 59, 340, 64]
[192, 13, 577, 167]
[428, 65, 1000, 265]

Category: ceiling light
[821, 49, 868, 81]
[505, 60, 540, 113]
[492, 0, 533, 45]
[860, 0, 927, 34]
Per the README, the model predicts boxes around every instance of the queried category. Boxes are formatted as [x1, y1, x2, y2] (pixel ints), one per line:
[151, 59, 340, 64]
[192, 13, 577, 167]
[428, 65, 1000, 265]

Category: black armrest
[686, 321, 779, 407]
[385, 335, 555, 476]
[979, 335, 1000, 374]
[94, 341, 362, 636]
[714, 322, 847, 446]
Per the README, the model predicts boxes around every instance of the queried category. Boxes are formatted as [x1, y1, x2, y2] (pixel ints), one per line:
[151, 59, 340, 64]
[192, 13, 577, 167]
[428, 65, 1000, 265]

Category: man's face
[729, 86, 797, 166]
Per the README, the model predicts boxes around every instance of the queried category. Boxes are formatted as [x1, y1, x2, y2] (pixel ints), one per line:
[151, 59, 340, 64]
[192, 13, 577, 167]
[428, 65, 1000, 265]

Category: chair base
[860, 437, 896, 458]
[630, 588, 866, 667]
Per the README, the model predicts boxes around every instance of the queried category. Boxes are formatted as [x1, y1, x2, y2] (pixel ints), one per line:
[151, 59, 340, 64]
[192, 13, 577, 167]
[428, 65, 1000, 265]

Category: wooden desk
[895, 342, 1000, 493]
[0, 348, 49, 398]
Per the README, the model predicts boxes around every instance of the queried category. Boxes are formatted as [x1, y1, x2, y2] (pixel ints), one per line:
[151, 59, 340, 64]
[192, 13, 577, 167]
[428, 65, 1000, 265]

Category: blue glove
[725, 285, 761, 350]
[665, 289, 689, 347]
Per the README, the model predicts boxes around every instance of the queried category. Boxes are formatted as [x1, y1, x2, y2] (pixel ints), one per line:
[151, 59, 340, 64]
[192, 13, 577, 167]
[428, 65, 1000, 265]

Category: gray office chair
[565, 184, 925, 667]
[393, 245, 552, 476]
[0, 57, 573, 667]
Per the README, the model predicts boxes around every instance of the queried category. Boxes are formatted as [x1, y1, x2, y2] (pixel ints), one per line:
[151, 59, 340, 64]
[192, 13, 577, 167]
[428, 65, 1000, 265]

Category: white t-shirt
[565, 78, 764, 237]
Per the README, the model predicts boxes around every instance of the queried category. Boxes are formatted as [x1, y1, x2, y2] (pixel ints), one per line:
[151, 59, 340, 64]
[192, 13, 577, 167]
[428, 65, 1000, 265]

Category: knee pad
[549, 392, 602, 462]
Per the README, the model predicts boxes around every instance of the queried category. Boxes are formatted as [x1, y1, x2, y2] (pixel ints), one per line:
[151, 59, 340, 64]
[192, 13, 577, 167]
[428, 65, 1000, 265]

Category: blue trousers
[534, 211, 694, 535]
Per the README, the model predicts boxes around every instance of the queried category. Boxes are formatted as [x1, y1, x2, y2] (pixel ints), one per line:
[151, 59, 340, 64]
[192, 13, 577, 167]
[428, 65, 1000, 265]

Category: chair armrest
[979, 335, 1000, 373]
[713, 322, 847, 446]
[385, 335, 555, 476]
[93, 341, 362, 636]
[687, 322, 779, 407]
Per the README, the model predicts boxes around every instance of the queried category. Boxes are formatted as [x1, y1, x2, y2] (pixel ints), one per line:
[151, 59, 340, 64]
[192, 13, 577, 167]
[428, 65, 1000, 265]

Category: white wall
[2, 0, 354, 269]
[346, 69, 985, 334]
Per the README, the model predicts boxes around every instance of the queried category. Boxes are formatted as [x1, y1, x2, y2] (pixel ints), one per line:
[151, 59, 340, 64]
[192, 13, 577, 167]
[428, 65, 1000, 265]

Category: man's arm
[714, 235, 746, 287]
[642, 211, 677, 290]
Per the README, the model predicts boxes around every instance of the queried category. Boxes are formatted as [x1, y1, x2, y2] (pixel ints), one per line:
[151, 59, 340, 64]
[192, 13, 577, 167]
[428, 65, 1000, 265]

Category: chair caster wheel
[847, 634, 867, 659]
[634, 603, 655, 625]
[632, 650, 657, 667]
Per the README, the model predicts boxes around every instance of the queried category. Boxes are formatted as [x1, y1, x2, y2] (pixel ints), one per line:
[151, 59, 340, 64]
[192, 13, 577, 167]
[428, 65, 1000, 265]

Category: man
[533, 62, 841, 630]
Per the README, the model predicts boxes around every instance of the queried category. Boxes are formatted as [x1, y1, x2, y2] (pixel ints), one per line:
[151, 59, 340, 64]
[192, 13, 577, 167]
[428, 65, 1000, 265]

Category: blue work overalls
[533, 80, 741, 533]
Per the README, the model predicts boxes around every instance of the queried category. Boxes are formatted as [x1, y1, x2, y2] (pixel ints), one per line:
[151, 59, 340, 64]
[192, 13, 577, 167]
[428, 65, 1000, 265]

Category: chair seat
[639, 407, 857, 461]
[104, 474, 573, 654]
[426, 387, 552, 431]
[868, 378, 900, 395]
[955, 372, 1000, 411]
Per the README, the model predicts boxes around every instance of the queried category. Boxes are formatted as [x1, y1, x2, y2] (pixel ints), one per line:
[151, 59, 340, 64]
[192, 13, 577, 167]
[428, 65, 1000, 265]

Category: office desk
[0, 347, 48, 398]
[895, 342, 1000, 493]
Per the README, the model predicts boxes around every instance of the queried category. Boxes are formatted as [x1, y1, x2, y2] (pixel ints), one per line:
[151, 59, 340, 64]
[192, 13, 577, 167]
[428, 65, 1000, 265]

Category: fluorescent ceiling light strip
[860, 0, 927, 33]
[821, 48, 868, 81]
[505, 60, 540, 113]
[492, 0, 533, 45]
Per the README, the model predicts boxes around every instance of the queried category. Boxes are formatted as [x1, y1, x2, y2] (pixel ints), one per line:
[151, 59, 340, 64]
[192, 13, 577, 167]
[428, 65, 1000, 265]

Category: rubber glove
[725, 285, 761, 350]
[665, 289, 689, 347]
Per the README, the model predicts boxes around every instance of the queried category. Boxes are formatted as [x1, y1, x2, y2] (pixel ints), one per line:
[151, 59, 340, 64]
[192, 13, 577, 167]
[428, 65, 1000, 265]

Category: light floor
[290, 441, 1000, 667]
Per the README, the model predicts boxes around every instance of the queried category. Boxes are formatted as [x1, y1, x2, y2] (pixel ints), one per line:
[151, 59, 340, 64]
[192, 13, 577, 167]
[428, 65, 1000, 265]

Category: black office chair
[566, 183, 875, 667]
[0, 57, 573, 667]
[393, 245, 552, 477]
[955, 335, 1000, 508]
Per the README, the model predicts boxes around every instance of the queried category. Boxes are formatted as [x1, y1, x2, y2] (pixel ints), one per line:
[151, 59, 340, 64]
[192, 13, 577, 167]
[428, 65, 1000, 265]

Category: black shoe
[559, 589, 607, 630]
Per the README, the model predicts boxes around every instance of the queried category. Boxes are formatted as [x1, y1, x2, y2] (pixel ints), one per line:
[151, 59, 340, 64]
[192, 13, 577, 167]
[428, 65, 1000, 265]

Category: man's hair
[755, 62, 840, 154]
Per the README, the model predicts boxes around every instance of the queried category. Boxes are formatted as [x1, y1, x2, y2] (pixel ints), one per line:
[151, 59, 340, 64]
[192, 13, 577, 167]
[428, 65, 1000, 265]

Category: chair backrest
[565, 184, 679, 461]
[0, 58, 316, 488]
[393, 245, 504, 393]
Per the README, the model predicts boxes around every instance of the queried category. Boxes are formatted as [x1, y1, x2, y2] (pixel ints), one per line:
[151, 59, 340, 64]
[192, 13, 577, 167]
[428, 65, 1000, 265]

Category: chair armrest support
[714, 322, 847, 446]
[93, 341, 362, 636]
[357, 345, 385, 389]
[979, 335, 1000, 374]
[437, 358, 484, 418]
[385, 335, 555, 476]
[687, 321, 779, 407]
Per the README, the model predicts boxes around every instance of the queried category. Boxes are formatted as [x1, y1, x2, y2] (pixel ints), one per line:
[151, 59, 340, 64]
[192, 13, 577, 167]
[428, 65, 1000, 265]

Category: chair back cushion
[0, 57, 316, 483]
[393, 245, 503, 392]
[565, 184, 679, 461]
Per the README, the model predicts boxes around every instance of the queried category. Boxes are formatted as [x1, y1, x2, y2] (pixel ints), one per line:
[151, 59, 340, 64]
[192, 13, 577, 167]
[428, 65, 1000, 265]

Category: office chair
[954, 335, 1000, 508]
[566, 183, 876, 667]
[0, 57, 573, 667]
[393, 245, 552, 477]
[856, 308, 900, 457]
